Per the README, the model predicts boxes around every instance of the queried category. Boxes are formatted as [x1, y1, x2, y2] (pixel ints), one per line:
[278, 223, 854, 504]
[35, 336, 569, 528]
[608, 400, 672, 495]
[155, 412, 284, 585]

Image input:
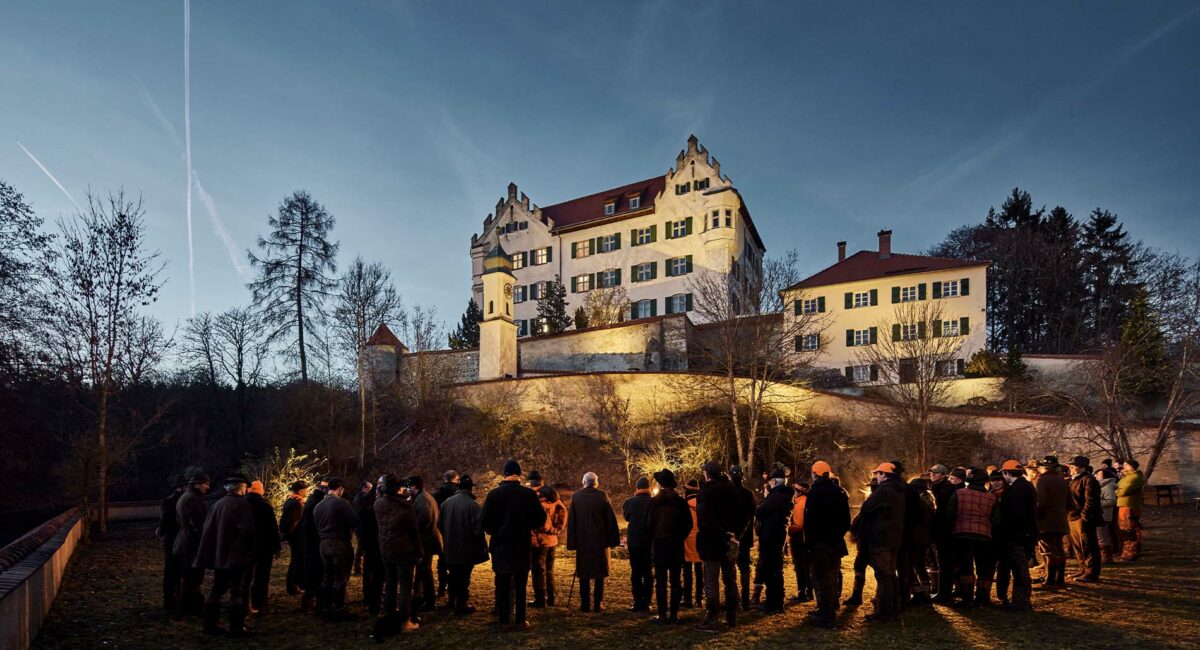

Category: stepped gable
[788, 251, 987, 291]
[540, 175, 666, 230]
[366, 323, 402, 347]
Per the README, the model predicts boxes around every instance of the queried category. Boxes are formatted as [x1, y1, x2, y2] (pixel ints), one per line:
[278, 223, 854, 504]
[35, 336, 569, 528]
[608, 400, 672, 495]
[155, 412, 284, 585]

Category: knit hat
[502, 459, 521, 477]
[458, 474, 474, 491]
[950, 467, 968, 480]
[248, 480, 265, 495]
[653, 469, 677, 489]
[929, 464, 949, 476]
[635, 476, 650, 490]
[811, 460, 833, 477]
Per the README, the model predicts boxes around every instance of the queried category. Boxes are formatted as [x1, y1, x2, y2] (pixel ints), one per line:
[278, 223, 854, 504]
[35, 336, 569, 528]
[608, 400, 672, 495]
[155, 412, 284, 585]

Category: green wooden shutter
[845, 330, 854, 347]
[870, 289, 878, 306]
[615, 232, 621, 249]
[664, 221, 673, 239]
[795, 337, 803, 352]
[845, 292, 853, 309]
[794, 300, 801, 316]
[614, 268, 621, 285]
[650, 261, 658, 279]
[870, 365, 879, 381]
[891, 286, 900, 304]
[845, 367, 854, 380]
[528, 249, 535, 265]
[685, 216, 693, 235]
[892, 324, 901, 342]
[956, 359, 965, 375]
[869, 326, 878, 344]
[571, 242, 577, 259]
[961, 277, 969, 296]
[650, 299, 658, 317]
[650, 225, 657, 242]
[818, 296, 826, 312]
[665, 260, 673, 278]
[631, 228, 638, 246]
[546, 246, 552, 263]
[631, 265, 638, 282]
[960, 316, 970, 335]
[918, 321, 926, 339]
[685, 254, 693, 273]
[932, 320, 942, 337]
[685, 294, 693, 311]
[918, 283, 926, 300]
[588, 273, 595, 290]
[932, 281, 942, 299]
[571, 276, 578, 293]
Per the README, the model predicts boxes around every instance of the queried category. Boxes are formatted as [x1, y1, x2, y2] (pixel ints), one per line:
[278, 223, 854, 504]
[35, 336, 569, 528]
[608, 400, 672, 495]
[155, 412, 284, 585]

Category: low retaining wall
[0, 509, 83, 650]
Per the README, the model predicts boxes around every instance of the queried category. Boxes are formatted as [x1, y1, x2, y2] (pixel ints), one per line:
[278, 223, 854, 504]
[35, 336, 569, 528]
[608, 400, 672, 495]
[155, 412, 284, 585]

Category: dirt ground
[33, 505, 1200, 649]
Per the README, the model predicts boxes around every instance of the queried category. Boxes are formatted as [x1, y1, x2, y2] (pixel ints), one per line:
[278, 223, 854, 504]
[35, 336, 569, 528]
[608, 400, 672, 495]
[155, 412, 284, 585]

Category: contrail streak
[15, 141, 81, 210]
[193, 174, 251, 280]
[184, 0, 195, 315]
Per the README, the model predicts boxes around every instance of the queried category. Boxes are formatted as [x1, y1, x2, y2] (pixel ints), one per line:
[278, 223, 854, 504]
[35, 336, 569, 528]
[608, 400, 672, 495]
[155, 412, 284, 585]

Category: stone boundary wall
[0, 509, 82, 650]
[519, 314, 690, 374]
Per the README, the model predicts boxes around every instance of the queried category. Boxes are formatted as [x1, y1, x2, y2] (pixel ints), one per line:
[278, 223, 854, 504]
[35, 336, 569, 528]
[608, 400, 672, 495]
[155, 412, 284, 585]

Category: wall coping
[0, 507, 76, 576]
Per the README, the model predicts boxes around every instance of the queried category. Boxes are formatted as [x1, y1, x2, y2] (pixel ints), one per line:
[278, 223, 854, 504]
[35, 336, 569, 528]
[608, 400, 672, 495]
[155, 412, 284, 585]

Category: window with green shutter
[892, 323, 901, 341]
[870, 289, 878, 306]
[960, 316, 970, 335]
[845, 329, 854, 347]
[818, 296, 826, 312]
[932, 282, 942, 299]
[961, 277, 970, 296]
[933, 320, 942, 337]
[891, 286, 900, 304]
[869, 327, 877, 344]
[918, 283, 926, 300]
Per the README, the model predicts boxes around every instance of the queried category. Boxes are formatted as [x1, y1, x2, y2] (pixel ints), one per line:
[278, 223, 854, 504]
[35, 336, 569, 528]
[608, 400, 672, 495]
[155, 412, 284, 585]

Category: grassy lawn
[34, 506, 1200, 649]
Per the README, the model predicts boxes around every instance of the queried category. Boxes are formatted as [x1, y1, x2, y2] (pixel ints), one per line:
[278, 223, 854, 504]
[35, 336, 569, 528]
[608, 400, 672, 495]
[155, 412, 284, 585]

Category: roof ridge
[540, 175, 665, 210]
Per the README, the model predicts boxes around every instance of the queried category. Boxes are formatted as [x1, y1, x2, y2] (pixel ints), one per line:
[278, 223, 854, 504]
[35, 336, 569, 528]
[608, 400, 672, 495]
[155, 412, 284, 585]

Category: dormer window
[604, 201, 616, 216]
[629, 195, 641, 210]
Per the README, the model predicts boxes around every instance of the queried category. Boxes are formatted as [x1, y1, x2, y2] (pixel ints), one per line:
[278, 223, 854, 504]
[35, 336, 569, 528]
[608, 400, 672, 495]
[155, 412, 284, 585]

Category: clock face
[503, 283, 513, 298]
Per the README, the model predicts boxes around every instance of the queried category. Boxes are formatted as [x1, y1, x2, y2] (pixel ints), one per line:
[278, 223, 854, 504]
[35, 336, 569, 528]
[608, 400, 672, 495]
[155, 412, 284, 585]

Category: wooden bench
[1150, 484, 1182, 505]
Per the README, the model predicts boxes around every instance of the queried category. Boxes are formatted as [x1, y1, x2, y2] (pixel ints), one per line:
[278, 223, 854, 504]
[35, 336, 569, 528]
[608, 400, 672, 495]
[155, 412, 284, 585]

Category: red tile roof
[366, 323, 403, 347]
[787, 251, 988, 291]
[541, 176, 666, 230]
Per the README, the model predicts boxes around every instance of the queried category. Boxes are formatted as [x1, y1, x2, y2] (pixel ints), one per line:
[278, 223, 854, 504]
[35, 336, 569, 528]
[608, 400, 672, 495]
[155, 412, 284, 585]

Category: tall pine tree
[536, 276, 572, 335]
[1083, 209, 1139, 344]
[448, 298, 483, 349]
[1119, 286, 1166, 397]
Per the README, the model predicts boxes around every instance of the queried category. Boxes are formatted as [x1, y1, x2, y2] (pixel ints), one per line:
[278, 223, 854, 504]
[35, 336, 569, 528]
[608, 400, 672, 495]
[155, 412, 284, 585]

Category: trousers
[530, 546, 556, 604]
[494, 571, 529, 624]
[1068, 518, 1101, 579]
[808, 543, 840, 622]
[702, 557, 737, 625]
[628, 546, 653, 609]
[381, 555, 416, 622]
[868, 546, 899, 619]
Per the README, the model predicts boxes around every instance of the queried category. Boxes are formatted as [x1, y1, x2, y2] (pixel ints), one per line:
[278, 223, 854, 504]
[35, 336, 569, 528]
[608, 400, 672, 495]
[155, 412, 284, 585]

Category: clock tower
[478, 243, 518, 380]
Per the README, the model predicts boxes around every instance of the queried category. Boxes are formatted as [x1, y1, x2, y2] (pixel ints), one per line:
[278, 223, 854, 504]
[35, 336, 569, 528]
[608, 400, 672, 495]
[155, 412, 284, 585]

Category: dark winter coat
[279, 495, 303, 544]
[432, 481, 459, 506]
[438, 489, 488, 566]
[696, 476, 749, 562]
[996, 476, 1038, 545]
[173, 488, 208, 559]
[803, 477, 851, 556]
[645, 488, 692, 564]
[413, 490, 443, 556]
[375, 493, 422, 561]
[314, 492, 359, 542]
[299, 488, 326, 589]
[854, 477, 907, 551]
[1068, 471, 1103, 525]
[355, 491, 381, 564]
[193, 492, 255, 569]
[621, 490, 654, 549]
[480, 479, 546, 574]
[246, 492, 282, 558]
[930, 478, 958, 535]
[754, 484, 795, 550]
[159, 490, 182, 547]
[1035, 470, 1070, 534]
[567, 486, 621, 579]
[733, 481, 757, 550]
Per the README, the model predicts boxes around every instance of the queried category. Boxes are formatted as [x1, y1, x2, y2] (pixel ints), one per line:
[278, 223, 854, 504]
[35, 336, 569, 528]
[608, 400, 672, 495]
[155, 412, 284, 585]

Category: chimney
[878, 229, 892, 259]
[837, 241, 846, 263]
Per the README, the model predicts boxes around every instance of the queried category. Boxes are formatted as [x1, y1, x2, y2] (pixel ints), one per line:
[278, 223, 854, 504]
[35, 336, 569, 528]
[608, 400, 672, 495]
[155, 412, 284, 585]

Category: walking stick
[567, 569, 577, 609]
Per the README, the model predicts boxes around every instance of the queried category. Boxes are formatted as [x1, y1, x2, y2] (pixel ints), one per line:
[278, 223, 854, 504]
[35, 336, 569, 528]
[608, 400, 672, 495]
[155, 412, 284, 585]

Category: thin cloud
[15, 140, 81, 210]
[193, 173, 251, 280]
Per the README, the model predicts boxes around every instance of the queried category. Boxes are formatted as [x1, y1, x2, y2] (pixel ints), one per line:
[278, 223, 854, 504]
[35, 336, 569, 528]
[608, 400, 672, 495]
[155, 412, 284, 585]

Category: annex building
[468, 135, 766, 337]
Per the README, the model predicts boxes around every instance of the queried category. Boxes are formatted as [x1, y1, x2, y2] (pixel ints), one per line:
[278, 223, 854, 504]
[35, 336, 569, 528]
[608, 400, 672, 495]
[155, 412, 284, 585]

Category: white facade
[469, 136, 765, 336]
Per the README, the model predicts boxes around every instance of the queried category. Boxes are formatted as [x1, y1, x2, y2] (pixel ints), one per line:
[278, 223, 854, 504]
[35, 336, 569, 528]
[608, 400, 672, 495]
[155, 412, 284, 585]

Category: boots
[974, 579, 993, 607]
[1100, 546, 1114, 564]
[955, 578, 976, 608]
[202, 602, 226, 636]
[843, 572, 866, 607]
[228, 604, 250, 637]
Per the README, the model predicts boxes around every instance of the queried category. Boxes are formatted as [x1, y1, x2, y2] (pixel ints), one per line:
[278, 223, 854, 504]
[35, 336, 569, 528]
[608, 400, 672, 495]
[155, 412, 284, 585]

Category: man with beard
[194, 474, 255, 636]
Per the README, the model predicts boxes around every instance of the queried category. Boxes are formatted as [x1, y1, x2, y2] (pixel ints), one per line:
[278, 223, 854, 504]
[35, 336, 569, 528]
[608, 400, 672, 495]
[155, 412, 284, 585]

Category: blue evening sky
[2, 2, 1198, 333]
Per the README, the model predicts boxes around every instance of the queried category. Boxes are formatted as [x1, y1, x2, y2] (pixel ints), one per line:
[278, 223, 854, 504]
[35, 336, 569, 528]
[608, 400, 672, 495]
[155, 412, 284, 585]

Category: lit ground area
[34, 506, 1200, 649]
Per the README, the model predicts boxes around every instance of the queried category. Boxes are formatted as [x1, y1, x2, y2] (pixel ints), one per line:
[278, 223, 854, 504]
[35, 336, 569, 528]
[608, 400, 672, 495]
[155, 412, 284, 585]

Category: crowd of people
[156, 453, 1147, 637]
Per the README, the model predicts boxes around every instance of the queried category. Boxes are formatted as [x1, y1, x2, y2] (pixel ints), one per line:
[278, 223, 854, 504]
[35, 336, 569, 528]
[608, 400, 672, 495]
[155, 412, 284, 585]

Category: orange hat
[248, 480, 265, 495]
[874, 462, 896, 474]
[811, 460, 833, 476]
[1001, 459, 1023, 472]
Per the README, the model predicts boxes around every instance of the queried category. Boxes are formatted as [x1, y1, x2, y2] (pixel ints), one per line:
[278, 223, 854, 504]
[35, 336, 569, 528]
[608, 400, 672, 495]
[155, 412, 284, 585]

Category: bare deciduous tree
[582, 285, 629, 327]
[182, 307, 269, 453]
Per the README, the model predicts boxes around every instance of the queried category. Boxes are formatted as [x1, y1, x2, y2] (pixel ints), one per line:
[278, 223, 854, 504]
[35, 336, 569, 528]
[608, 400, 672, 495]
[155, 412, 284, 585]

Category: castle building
[782, 230, 989, 382]
[469, 136, 766, 337]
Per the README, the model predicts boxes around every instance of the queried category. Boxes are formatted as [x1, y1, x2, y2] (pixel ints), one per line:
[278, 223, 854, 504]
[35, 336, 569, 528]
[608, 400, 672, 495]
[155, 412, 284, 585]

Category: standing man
[158, 475, 186, 610]
[530, 483, 567, 608]
[1066, 456, 1102, 583]
[568, 472, 621, 613]
[1033, 456, 1069, 589]
[728, 466, 757, 611]
[787, 481, 811, 604]
[373, 474, 422, 638]
[622, 476, 654, 613]
[408, 476, 442, 614]
[439, 475, 487, 615]
[1116, 459, 1145, 561]
[244, 480, 281, 616]
[645, 469, 691, 624]
[432, 469, 460, 598]
[855, 462, 907, 623]
[996, 460, 1037, 611]
[173, 471, 211, 620]
[480, 459, 546, 630]
[300, 478, 329, 613]
[194, 474, 255, 636]
[927, 464, 957, 603]
[695, 461, 749, 632]
[355, 479, 383, 615]
[804, 460, 850, 629]
[279, 480, 307, 598]
[313, 477, 361, 621]
[754, 468, 793, 614]
[905, 477, 936, 606]
[945, 468, 998, 607]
